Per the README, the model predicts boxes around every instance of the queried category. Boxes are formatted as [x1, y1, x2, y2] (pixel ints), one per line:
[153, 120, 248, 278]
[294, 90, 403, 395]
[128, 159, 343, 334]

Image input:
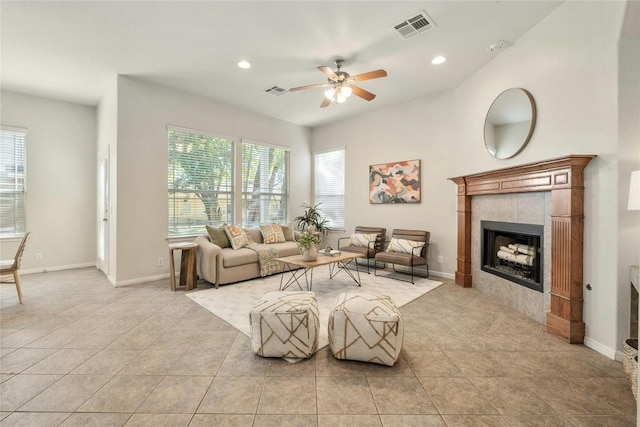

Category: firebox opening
[481, 220, 544, 293]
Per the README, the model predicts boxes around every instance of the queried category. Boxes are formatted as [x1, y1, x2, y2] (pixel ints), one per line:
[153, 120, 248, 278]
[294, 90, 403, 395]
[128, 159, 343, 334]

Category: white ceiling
[1, 1, 563, 128]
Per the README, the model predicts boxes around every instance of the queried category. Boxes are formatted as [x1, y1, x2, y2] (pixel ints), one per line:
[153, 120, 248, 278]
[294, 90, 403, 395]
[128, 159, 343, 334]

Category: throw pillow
[349, 233, 378, 248]
[205, 225, 231, 248]
[281, 224, 295, 242]
[224, 224, 250, 250]
[259, 223, 286, 244]
[386, 238, 425, 255]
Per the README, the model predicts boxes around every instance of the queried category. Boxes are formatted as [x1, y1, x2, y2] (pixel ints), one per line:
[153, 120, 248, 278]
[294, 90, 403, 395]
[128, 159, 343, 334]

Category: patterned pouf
[250, 291, 319, 359]
[328, 292, 404, 366]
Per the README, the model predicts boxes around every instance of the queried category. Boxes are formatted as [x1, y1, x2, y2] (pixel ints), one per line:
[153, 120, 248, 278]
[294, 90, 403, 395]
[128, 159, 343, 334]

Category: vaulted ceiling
[1, 1, 563, 128]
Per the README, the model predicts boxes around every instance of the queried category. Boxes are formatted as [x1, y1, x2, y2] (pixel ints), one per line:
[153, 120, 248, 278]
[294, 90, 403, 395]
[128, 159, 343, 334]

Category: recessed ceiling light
[237, 60, 251, 69]
[431, 55, 446, 65]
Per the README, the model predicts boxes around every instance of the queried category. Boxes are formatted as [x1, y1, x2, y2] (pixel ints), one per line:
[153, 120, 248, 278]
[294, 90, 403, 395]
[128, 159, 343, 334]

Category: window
[168, 127, 234, 237]
[167, 128, 290, 236]
[241, 141, 289, 228]
[0, 128, 27, 238]
[314, 148, 345, 229]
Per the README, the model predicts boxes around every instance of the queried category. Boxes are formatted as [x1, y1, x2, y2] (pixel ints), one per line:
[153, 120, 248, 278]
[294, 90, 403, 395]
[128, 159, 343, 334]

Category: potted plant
[294, 203, 329, 233]
[297, 230, 322, 261]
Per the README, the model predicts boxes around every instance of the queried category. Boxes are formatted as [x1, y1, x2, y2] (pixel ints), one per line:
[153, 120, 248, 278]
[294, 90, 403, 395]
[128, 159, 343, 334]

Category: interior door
[98, 153, 109, 274]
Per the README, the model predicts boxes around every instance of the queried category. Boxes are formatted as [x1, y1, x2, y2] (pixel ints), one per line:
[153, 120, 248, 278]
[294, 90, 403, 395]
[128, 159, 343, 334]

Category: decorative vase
[301, 245, 318, 261]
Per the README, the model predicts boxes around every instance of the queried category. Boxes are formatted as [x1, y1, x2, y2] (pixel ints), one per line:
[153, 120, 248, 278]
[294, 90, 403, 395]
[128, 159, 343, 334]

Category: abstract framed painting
[369, 159, 421, 204]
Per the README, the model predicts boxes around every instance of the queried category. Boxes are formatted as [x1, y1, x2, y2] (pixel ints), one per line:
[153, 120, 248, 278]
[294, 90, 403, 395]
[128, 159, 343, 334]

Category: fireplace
[481, 220, 543, 293]
[450, 155, 596, 343]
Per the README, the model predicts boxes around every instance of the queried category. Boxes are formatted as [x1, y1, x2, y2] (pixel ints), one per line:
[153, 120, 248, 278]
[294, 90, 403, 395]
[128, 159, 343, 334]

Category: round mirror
[484, 88, 536, 159]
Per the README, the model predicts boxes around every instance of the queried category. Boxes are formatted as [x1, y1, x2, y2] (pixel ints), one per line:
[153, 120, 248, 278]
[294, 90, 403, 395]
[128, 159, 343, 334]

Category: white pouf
[328, 292, 404, 366]
[250, 291, 319, 359]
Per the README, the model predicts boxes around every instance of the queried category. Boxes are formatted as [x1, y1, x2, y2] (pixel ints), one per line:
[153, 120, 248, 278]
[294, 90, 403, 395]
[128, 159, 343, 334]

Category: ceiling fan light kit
[289, 59, 387, 108]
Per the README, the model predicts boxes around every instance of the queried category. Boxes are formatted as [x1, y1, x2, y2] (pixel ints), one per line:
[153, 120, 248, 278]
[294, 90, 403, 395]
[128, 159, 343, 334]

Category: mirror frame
[483, 88, 536, 159]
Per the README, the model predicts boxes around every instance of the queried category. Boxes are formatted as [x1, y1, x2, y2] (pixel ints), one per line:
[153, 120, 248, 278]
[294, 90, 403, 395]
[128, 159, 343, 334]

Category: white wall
[0, 90, 97, 272]
[617, 0, 640, 359]
[312, 1, 632, 357]
[112, 76, 311, 284]
[312, 90, 458, 277]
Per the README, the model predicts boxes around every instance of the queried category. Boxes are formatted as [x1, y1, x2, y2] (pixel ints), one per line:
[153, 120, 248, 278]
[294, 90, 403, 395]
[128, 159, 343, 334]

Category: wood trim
[449, 155, 595, 343]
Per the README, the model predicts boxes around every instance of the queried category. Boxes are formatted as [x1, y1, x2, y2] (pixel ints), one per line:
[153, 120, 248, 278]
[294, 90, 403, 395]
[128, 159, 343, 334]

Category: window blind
[314, 148, 345, 229]
[167, 128, 235, 236]
[0, 128, 27, 238]
[241, 141, 289, 228]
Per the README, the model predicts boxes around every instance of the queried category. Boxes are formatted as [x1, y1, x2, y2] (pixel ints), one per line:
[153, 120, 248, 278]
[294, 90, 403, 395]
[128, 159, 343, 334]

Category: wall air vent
[265, 86, 288, 96]
[393, 11, 436, 39]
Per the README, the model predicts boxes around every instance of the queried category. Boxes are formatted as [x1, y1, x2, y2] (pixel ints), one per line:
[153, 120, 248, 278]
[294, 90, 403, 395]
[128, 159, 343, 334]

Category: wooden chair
[337, 226, 386, 274]
[374, 229, 429, 284]
[0, 232, 30, 304]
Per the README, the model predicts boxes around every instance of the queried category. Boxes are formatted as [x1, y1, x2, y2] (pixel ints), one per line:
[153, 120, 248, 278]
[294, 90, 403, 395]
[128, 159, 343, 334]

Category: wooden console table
[169, 242, 198, 291]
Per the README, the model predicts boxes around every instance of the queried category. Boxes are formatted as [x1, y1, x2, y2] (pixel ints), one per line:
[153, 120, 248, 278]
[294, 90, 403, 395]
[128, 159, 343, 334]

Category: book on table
[322, 249, 341, 257]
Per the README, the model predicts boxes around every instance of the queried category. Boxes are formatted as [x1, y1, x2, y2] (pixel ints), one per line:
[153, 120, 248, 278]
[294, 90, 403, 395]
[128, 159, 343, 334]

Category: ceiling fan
[289, 59, 387, 108]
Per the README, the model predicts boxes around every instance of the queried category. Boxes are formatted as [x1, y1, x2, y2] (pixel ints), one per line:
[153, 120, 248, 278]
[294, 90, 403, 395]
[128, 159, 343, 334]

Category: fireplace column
[450, 155, 595, 343]
[452, 178, 472, 287]
[547, 166, 587, 343]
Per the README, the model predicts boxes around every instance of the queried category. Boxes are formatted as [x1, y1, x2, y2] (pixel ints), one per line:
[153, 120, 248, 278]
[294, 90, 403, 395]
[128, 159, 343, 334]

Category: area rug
[187, 267, 443, 350]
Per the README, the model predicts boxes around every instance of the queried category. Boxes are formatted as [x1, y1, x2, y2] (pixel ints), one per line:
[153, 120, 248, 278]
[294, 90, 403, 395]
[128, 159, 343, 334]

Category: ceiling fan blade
[351, 69, 387, 82]
[289, 83, 329, 92]
[351, 84, 376, 101]
[320, 97, 332, 108]
[318, 66, 338, 80]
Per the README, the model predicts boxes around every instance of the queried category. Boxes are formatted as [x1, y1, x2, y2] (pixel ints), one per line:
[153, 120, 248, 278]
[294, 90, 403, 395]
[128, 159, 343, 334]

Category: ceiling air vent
[265, 86, 288, 96]
[393, 11, 436, 39]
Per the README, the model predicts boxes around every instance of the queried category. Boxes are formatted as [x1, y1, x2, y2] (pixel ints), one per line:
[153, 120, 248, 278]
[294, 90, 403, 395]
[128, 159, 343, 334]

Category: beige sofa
[195, 227, 300, 288]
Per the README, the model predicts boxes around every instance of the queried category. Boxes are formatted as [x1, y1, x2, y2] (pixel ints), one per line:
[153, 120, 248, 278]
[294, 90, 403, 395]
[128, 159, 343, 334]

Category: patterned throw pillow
[259, 223, 286, 244]
[205, 225, 231, 248]
[224, 224, 250, 250]
[386, 238, 425, 255]
[349, 233, 378, 248]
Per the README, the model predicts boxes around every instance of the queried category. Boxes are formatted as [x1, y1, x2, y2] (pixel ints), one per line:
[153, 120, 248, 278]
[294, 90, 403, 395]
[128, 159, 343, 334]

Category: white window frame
[0, 126, 28, 240]
[313, 147, 345, 230]
[240, 139, 290, 228]
[167, 126, 291, 238]
[167, 125, 236, 238]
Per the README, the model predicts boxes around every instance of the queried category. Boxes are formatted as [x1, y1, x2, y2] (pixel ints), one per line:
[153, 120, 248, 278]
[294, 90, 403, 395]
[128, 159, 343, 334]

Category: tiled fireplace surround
[471, 192, 551, 325]
[451, 155, 595, 344]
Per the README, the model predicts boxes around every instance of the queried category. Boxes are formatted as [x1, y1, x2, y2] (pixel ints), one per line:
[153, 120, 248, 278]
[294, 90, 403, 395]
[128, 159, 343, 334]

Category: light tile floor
[0, 268, 636, 426]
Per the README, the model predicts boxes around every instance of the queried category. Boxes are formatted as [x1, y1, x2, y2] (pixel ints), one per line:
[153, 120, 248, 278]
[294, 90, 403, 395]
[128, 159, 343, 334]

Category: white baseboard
[21, 264, 171, 288]
[614, 350, 624, 362]
[21, 262, 97, 275]
[584, 336, 618, 360]
[429, 270, 455, 280]
[113, 273, 170, 287]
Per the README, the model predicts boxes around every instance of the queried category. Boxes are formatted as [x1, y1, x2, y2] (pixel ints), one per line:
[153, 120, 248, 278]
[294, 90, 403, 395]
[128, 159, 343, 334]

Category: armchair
[374, 229, 430, 284]
[337, 226, 386, 274]
[0, 232, 30, 304]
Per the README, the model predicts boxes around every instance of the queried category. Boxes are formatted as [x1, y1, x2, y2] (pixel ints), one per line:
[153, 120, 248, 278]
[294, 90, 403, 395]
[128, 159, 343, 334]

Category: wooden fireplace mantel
[449, 155, 596, 343]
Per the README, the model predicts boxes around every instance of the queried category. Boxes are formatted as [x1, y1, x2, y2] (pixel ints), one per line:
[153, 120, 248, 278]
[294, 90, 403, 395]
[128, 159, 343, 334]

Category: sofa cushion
[222, 247, 258, 267]
[206, 225, 231, 248]
[274, 242, 301, 257]
[245, 228, 263, 244]
[225, 225, 250, 250]
[281, 224, 295, 241]
[260, 223, 286, 244]
[222, 241, 300, 268]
